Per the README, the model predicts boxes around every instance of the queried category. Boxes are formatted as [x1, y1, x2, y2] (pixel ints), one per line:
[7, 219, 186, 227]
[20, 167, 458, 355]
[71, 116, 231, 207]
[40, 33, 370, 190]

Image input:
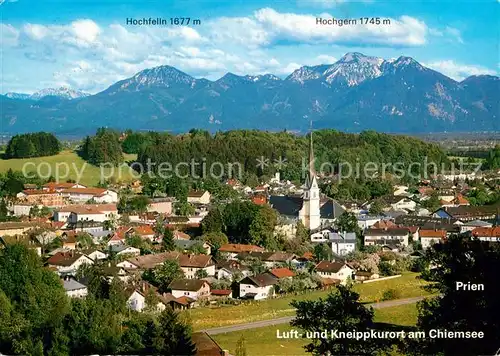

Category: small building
[126, 285, 166, 312]
[419, 229, 447, 249]
[269, 267, 295, 279]
[239, 273, 278, 300]
[315, 261, 353, 285]
[210, 289, 233, 299]
[354, 271, 380, 282]
[218, 243, 265, 259]
[81, 248, 107, 261]
[216, 260, 250, 281]
[63, 278, 88, 298]
[148, 197, 174, 214]
[60, 188, 118, 203]
[46, 251, 94, 275]
[109, 244, 141, 257]
[168, 279, 211, 300]
[174, 239, 212, 255]
[364, 228, 410, 247]
[460, 220, 493, 233]
[187, 190, 211, 205]
[471, 227, 500, 242]
[236, 251, 296, 268]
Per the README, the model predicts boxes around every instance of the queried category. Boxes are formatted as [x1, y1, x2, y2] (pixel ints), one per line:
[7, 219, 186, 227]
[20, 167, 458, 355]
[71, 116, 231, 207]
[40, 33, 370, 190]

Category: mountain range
[1, 52, 498, 135]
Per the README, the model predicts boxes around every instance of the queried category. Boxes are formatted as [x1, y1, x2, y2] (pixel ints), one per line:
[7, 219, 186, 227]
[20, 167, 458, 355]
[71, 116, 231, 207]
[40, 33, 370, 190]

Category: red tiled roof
[133, 225, 155, 236]
[46, 251, 85, 266]
[472, 227, 500, 238]
[218, 243, 265, 253]
[270, 268, 295, 278]
[21, 189, 59, 196]
[61, 188, 108, 196]
[252, 195, 267, 205]
[419, 229, 447, 239]
[211, 289, 232, 296]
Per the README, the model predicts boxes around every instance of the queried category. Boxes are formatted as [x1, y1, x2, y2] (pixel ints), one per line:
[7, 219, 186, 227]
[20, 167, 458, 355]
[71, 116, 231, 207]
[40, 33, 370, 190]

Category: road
[202, 296, 428, 335]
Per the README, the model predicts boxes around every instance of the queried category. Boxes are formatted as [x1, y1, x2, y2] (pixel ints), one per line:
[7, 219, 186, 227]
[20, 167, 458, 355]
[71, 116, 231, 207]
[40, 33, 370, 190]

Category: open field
[189, 273, 430, 330]
[0, 150, 138, 186]
[212, 303, 419, 356]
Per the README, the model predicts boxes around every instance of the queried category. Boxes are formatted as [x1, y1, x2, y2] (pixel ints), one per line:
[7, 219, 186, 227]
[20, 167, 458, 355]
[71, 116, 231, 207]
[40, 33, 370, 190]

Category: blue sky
[1, 0, 499, 94]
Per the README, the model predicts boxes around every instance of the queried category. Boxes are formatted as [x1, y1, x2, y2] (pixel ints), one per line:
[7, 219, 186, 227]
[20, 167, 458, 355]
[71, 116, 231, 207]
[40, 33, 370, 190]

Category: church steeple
[300, 121, 321, 230]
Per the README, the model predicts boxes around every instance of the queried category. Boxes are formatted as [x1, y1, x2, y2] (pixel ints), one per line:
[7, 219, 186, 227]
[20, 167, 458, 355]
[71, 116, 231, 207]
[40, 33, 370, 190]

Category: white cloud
[71, 19, 100, 43]
[211, 8, 428, 48]
[316, 54, 337, 63]
[425, 60, 497, 81]
[0, 24, 19, 46]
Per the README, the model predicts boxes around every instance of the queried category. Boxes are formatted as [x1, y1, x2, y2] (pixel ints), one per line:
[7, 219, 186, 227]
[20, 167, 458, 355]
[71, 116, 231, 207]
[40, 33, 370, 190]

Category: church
[269, 131, 345, 231]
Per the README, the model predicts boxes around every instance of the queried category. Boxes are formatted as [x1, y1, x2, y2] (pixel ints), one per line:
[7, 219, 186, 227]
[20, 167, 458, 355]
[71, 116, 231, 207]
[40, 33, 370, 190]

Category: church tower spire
[299, 120, 321, 230]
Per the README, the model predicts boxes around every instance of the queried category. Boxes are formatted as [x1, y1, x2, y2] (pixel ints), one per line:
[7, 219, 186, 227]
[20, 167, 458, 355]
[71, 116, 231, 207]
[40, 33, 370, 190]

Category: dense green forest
[5, 132, 61, 159]
[134, 129, 449, 181]
[81, 128, 123, 166]
[0, 244, 196, 355]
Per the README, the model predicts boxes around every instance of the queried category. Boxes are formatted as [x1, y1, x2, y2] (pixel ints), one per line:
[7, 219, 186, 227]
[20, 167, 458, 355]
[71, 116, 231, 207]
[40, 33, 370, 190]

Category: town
[0, 128, 498, 355]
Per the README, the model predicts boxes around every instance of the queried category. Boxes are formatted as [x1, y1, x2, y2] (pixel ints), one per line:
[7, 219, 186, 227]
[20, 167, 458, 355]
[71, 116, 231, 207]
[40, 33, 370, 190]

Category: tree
[161, 228, 175, 252]
[411, 235, 500, 356]
[336, 211, 359, 233]
[194, 269, 208, 279]
[201, 231, 228, 251]
[76, 232, 94, 249]
[201, 208, 224, 234]
[5, 132, 61, 158]
[291, 285, 381, 355]
[81, 128, 123, 166]
[368, 199, 384, 215]
[151, 260, 185, 293]
[248, 205, 278, 249]
[313, 243, 332, 261]
[235, 335, 247, 356]
[295, 220, 309, 243]
[0, 244, 69, 354]
[149, 308, 196, 355]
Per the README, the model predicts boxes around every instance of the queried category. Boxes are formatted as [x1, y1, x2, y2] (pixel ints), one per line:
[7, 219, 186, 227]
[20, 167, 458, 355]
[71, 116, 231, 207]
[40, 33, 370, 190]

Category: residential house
[187, 190, 211, 205]
[62, 231, 77, 249]
[16, 190, 64, 207]
[120, 251, 216, 278]
[329, 232, 357, 256]
[269, 267, 295, 279]
[216, 260, 250, 281]
[43, 182, 86, 192]
[315, 261, 354, 285]
[218, 243, 265, 259]
[54, 204, 118, 223]
[364, 228, 410, 247]
[174, 239, 212, 255]
[460, 220, 493, 233]
[239, 273, 278, 300]
[0, 221, 45, 236]
[62, 278, 88, 298]
[236, 251, 296, 268]
[126, 283, 166, 312]
[46, 251, 94, 275]
[147, 197, 174, 214]
[168, 279, 211, 300]
[110, 244, 141, 257]
[173, 230, 191, 240]
[419, 229, 447, 249]
[131, 225, 156, 240]
[210, 289, 233, 299]
[357, 215, 382, 230]
[433, 206, 498, 222]
[471, 227, 500, 242]
[81, 248, 107, 261]
[60, 188, 118, 203]
[380, 196, 417, 211]
[107, 226, 131, 246]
